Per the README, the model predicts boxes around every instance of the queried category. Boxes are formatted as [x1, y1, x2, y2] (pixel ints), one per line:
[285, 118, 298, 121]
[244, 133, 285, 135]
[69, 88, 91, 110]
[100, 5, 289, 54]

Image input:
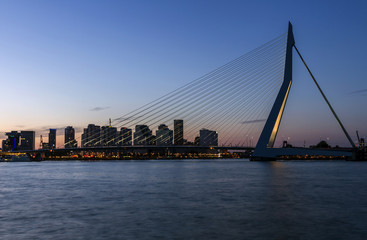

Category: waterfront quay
[8, 146, 253, 161]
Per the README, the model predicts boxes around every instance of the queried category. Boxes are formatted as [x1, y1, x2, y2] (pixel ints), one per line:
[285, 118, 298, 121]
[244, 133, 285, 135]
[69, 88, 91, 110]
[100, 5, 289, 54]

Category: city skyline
[1, 1, 367, 148]
[2, 119, 222, 150]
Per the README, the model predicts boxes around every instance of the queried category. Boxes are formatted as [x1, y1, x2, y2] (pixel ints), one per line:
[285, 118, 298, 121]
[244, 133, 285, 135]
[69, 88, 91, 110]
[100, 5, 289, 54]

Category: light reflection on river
[1, 159, 366, 239]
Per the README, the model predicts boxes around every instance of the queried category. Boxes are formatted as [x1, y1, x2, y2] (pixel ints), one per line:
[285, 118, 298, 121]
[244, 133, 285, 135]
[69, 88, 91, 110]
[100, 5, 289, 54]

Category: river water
[1, 159, 367, 239]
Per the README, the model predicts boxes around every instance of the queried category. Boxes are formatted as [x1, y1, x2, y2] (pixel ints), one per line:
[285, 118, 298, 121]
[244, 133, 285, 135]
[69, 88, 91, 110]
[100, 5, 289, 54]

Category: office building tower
[88, 124, 101, 146]
[20, 131, 35, 150]
[174, 119, 183, 145]
[65, 126, 77, 148]
[134, 125, 153, 145]
[81, 124, 101, 147]
[120, 127, 132, 146]
[156, 124, 173, 145]
[3, 131, 21, 151]
[199, 129, 218, 146]
[81, 128, 87, 147]
[49, 129, 57, 149]
[101, 125, 118, 146]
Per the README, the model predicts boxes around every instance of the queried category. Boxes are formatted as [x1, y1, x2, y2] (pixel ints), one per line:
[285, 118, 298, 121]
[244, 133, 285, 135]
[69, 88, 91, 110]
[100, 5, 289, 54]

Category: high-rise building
[65, 126, 77, 148]
[20, 131, 35, 150]
[81, 124, 101, 147]
[81, 128, 88, 147]
[101, 126, 118, 146]
[49, 129, 57, 149]
[2, 131, 21, 151]
[120, 127, 132, 146]
[174, 119, 184, 145]
[156, 124, 173, 145]
[199, 129, 218, 146]
[134, 125, 153, 145]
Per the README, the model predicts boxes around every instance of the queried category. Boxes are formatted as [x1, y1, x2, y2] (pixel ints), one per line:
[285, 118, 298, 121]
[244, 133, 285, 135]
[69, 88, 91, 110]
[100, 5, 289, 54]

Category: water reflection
[0, 160, 366, 239]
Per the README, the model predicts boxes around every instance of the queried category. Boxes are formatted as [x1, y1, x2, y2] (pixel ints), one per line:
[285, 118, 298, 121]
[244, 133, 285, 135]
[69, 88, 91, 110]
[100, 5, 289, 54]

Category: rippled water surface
[1, 159, 367, 239]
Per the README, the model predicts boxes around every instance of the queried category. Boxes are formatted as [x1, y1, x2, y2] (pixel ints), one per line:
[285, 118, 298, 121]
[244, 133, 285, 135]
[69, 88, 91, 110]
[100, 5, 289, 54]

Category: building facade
[119, 127, 132, 146]
[49, 129, 56, 149]
[2, 131, 21, 151]
[20, 131, 35, 150]
[174, 119, 184, 145]
[2, 131, 35, 151]
[81, 124, 101, 147]
[134, 125, 153, 145]
[65, 126, 77, 148]
[156, 124, 173, 145]
[199, 129, 218, 146]
[101, 126, 118, 146]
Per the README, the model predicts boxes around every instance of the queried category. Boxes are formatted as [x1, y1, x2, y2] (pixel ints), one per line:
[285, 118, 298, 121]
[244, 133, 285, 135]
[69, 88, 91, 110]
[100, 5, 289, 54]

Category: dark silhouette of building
[151, 135, 156, 145]
[119, 127, 132, 146]
[20, 131, 35, 150]
[65, 126, 77, 148]
[174, 119, 183, 145]
[101, 126, 118, 146]
[199, 129, 218, 146]
[49, 129, 56, 149]
[81, 129, 87, 147]
[81, 124, 101, 147]
[156, 124, 173, 145]
[311, 140, 331, 149]
[194, 136, 200, 145]
[2, 131, 21, 151]
[134, 125, 153, 145]
[42, 143, 50, 149]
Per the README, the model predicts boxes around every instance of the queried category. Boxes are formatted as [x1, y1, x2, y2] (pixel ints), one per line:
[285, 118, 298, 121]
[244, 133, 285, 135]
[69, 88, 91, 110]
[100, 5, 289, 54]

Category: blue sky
[1, 0, 366, 147]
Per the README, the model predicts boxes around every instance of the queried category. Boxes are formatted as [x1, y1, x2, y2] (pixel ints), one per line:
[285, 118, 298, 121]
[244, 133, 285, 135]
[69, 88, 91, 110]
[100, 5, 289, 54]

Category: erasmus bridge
[14, 23, 360, 160]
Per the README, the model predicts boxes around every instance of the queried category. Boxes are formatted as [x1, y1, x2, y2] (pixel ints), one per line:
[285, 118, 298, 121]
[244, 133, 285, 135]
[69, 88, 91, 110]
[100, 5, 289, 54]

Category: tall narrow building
[120, 127, 132, 146]
[101, 125, 117, 146]
[81, 128, 88, 147]
[65, 126, 77, 148]
[174, 119, 183, 145]
[49, 129, 56, 149]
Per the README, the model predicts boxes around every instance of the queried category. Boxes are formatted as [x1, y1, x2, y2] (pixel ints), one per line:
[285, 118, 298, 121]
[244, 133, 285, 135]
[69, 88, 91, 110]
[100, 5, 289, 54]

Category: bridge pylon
[252, 22, 354, 160]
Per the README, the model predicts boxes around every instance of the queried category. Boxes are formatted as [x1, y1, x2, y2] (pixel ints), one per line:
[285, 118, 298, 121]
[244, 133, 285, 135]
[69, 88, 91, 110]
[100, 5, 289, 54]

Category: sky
[0, 0, 367, 148]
